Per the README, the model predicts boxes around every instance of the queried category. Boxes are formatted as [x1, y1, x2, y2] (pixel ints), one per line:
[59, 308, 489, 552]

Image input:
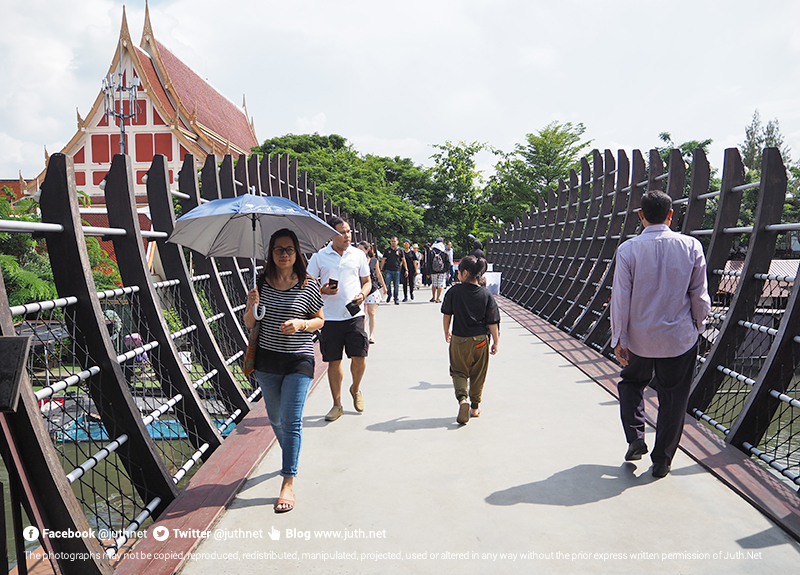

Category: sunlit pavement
[180, 294, 800, 574]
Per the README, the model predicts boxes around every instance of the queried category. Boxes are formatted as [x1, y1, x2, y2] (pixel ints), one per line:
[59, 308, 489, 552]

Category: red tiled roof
[155, 40, 257, 152]
[0, 180, 25, 200]
[135, 47, 176, 119]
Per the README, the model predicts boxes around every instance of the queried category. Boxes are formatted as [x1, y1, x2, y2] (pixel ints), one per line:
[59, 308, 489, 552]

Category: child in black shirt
[441, 256, 500, 425]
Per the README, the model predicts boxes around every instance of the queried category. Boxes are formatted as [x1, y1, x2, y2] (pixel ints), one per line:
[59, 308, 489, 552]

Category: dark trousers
[402, 273, 416, 299]
[618, 341, 698, 466]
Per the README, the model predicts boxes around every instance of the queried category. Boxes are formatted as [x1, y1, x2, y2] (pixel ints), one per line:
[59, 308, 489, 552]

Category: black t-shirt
[404, 250, 418, 276]
[382, 247, 405, 271]
[441, 283, 500, 337]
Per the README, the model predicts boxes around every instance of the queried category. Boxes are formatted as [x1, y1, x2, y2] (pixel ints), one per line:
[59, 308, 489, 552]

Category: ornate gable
[28, 2, 257, 206]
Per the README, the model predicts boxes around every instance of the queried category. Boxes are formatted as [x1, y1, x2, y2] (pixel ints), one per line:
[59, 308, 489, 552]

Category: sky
[2, 0, 800, 182]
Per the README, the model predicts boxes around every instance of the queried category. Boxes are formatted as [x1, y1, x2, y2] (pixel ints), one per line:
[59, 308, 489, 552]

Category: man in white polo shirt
[307, 216, 372, 421]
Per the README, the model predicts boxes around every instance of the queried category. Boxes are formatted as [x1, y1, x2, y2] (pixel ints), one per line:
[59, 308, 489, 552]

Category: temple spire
[141, 0, 154, 45]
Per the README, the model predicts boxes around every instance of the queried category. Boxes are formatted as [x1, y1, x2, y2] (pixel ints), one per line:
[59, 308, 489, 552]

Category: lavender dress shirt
[610, 224, 711, 358]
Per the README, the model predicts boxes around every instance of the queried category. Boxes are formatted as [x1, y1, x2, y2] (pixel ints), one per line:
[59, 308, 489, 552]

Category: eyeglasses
[272, 247, 296, 256]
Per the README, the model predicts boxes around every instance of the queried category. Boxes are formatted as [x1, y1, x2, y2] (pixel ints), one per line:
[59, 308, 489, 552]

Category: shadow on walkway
[486, 463, 650, 507]
[366, 416, 461, 432]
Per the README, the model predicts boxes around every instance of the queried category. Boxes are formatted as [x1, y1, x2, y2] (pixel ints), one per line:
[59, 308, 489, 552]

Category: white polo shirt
[307, 243, 370, 321]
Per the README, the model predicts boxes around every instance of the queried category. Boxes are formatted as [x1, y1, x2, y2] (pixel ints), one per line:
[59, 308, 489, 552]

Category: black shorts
[319, 317, 369, 362]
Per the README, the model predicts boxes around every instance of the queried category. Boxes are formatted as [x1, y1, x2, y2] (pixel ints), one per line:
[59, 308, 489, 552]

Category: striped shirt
[257, 277, 323, 357]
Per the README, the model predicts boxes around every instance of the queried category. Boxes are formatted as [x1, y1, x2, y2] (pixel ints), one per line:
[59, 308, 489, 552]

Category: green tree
[516, 122, 592, 191]
[428, 141, 490, 255]
[656, 132, 720, 233]
[741, 110, 791, 172]
[485, 121, 592, 224]
[1, 187, 121, 309]
[0, 188, 57, 307]
[738, 110, 795, 229]
[254, 134, 427, 246]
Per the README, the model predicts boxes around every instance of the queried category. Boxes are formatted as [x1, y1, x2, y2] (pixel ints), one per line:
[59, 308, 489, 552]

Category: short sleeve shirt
[307, 244, 370, 321]
[404, 250, 418, 275]
[441, 283, 501, 337]
[382, 247, 405, 271]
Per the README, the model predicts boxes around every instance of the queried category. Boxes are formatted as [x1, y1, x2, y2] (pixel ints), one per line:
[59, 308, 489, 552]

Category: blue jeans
[255, 371, 313, 477]
[384, 270, 401, 302]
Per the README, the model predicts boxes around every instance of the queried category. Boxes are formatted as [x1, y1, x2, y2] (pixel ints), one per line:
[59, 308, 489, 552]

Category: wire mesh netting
[154, 281, 239, 426]
[106, 287, 211, 487]
[753, 376, 800, 486]
[699, 276, 789, 434]
[212, 268, 259, 398]
[13, 299, 155, 553]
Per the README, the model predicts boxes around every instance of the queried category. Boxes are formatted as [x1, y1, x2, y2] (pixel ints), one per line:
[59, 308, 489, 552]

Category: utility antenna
[102, 40, 140, 155]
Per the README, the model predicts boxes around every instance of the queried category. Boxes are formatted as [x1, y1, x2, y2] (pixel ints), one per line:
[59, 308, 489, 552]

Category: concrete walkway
[180, 295, 800, 574]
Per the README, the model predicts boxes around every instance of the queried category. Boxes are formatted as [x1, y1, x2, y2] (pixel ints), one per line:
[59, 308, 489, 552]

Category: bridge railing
[488, 146, 800, 491]
[0, 151, 372, 574]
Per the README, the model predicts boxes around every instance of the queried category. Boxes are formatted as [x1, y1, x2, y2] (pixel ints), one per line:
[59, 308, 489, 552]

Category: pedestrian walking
[381, 236, 406, 305]
[429, 238, 450, 303]
[307, 217, 373, 422]
[401, 239, 419, 301]
[441, 256, 500, 425]
[357, 240, 385, 344]
[421, 242, 432, 286]
[244, 228, 325, 513]
[412, 243, 423, 291]
[445, 241, 456, 285]
[610, 191, 711, 478]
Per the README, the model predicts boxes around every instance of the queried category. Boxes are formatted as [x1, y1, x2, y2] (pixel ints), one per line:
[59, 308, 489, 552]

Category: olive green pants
[449, 334, 490, 408]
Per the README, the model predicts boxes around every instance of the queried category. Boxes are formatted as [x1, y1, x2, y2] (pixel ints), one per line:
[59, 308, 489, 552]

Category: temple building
[9, 2, 258, 206]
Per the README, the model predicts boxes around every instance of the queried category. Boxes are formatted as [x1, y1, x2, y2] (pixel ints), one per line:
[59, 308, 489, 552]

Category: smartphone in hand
[328, 279, 339, 289]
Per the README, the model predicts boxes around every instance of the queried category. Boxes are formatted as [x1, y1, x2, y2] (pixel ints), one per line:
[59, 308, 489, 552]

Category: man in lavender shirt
[610, 191, 711, 478]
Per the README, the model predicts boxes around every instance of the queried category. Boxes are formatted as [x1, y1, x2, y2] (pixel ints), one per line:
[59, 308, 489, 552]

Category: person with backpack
[429, 238, 450, 303]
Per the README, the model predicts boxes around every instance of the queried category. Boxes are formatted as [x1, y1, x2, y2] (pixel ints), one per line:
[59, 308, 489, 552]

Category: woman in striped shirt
[244, 228, 324, 513]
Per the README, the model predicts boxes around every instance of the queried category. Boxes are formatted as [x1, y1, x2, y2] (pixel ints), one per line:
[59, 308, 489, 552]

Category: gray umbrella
[168, 193, 338, 317]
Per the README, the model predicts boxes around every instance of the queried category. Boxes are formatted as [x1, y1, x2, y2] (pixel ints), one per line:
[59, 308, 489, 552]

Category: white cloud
[297, 113, 327, 134]
[2, 0, 800, 180]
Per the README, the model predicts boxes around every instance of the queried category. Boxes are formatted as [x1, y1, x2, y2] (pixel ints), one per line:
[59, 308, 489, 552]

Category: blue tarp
[57, 417, 235, 442]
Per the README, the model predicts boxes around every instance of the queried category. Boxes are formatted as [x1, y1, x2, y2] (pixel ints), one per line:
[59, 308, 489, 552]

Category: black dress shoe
[652, 463, 671, 478]
[624, 438, 648, 461]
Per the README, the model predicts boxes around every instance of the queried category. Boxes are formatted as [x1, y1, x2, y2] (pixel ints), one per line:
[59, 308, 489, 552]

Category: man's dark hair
[640, 191, 672, 224]
[328, 215, 347, 229]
